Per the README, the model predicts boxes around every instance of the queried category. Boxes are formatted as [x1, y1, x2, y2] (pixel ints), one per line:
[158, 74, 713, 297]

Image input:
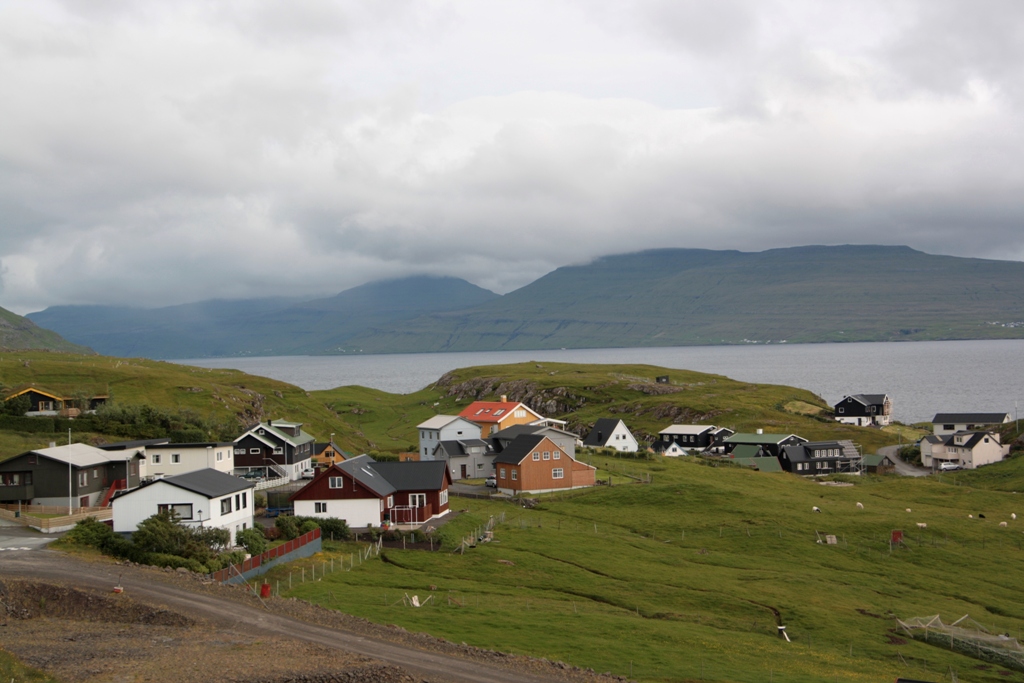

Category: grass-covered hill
[0, 306, 92, 354]
[348, 245, 1024, 352]
[271, 454, 1024, 683]
[0, 355, 907, 460]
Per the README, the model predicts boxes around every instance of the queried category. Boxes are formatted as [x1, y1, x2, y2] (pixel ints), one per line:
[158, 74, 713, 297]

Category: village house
[312, 441, 349, 468]
[415, 415, 482, 460]
[833, 394, 892, 426]
[492, 434, 596, 495]
[132, 442, 235, 479]
[930, 413, 1011, 436]
[290, 455, 451, 529]
[0, 443, 143, 508]
[111, 469, 254, 545]
[723, 432, 807, 460]
[458, 398, 546, 437]
[432, 438, 495, 480]
[582, 418, 639, 452]
[653, 425, 734, 455]
[3, 386, 108, 417]
[861, 453, 897, 474]
[921, 430, 1009, 470]
[490, 423, 579, 459]
[778, 441, 861, 476]
[233, 419, 315, 481]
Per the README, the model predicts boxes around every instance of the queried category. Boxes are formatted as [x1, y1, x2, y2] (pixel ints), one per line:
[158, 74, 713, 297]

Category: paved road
[0, 525, 56, 551]
[878, 445, 931, 477]
[0, 551, 584, 683]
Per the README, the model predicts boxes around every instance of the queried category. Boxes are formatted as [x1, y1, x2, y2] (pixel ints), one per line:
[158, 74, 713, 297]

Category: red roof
[458, 401, 524, 423]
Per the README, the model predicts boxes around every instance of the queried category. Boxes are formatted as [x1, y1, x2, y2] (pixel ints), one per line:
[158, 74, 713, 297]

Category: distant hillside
[0, 306, 93, 354]
[347, 245, 1024, 352]
[28, 276, 498, 359]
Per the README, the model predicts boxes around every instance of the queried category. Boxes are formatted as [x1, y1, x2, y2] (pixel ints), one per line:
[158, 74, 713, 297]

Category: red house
[493, 435, 596, 495]
[290, 455, 451, 529]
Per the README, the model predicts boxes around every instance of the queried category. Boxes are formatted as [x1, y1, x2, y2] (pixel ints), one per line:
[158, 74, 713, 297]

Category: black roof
[491, 424, 545, 441]
[368, 461, 449, 491]
[932, 413, 1009, 424]
[946, 431, 998, 449]
[836, 394, 888, 407]
[583, 418, 625, 447]
[780, 441, 850, 463]
[493, 434, 547, 465]
[98, 438, 171, 451]
[161, 469, 252, 498]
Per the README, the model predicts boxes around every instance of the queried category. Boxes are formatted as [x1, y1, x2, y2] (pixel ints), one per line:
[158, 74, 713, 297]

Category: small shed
[656, 376, 670, 384]
[861, 453, 896, 475]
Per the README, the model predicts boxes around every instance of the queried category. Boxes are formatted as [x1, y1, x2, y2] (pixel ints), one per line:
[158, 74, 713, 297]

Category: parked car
[240, 471, 265, 482]
[939, 462, 963, 471]
[300, 468, 316, 479]
[485, 474, 497, 488]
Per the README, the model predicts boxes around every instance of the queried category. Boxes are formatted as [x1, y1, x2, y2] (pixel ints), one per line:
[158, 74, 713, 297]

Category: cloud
[1, 0, 1023, 313]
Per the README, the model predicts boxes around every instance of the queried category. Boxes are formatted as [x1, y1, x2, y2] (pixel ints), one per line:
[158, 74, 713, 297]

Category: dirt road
[1, 549, 617, 683]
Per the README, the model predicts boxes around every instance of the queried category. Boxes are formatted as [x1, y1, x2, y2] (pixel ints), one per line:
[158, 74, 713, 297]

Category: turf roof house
[415, 415, 482, 461]
[290, 455, 451, 528]
[833, 394, 892, 426]
[931, 412, 1011, 436]
[582, 418, 639, 453]
[493, 434, 596, 495]
[0, 443, 143, 508]
[723, 432, 807, 460]
[4, 386, 108, 416]
[920, 430, 1009, 470]
[457, 398, 547, 437]
[778, 441, 861, 476]
[654, 425, 735, 455]
[111, 469, 254, 545]
[233, 419, 315, 481]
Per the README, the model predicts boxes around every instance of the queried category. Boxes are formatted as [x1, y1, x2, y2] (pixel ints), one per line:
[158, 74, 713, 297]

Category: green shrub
[236, 528, 269, 555]
[298, 519, 320, 535]
[313, 517, 350, 541]
[254, 492, 268, 509]
[148, 553, 207, 573]
[63, 517, 116, 547]
[0, 415, 55, 433]
[275, 515, 300, 541]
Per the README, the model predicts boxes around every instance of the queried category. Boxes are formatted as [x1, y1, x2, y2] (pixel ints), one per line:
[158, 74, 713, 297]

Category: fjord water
[175, 339, 1024, 424]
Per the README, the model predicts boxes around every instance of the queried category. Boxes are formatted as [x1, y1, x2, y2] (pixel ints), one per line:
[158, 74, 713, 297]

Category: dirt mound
[0, 579, 193, 627]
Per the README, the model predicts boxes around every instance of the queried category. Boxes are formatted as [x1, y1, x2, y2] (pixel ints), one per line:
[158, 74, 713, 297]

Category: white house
[582, 418, 639, 452]
[931, 413, 1011, 436]
[921, 431, 1010, 470]
[112, 469, 255, 546]
[415, 415, 482, 460]
[141, 442, 235, 479]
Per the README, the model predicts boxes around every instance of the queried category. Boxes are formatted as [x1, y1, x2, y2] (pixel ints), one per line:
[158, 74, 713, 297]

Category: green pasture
[262, 456, 1024, 683]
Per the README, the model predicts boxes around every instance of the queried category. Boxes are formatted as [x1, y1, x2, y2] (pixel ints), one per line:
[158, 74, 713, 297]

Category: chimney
[756, 428, 763, 435]
[500, 395, 507, 403]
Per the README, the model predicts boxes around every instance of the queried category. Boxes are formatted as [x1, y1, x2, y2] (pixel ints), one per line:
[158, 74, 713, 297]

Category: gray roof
[932, 413, 1010, 424]
[583, 418, 627, 447]
[334, 455, 396, 497]
[434, 439, 494, 457]
[31, 443, 136, 468]
[160, 468, 253, 499]
[838, 394, 889, 407]
[97, 438, 171, 451]
[780, 441, 851, 463]
[493, 434, 547, 465]
[367, 461, 449, 491]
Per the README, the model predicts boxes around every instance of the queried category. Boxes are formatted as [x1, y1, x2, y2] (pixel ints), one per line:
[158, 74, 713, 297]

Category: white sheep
[906, 508, 912, 513]
[812, 506, 821, 513]
[969, 514, 974, 519]
[856, 502, 864, 509]
[1000, 521, 1008, 527]
[916, 523, 927, 529]
[1013, 513, 1017, 520]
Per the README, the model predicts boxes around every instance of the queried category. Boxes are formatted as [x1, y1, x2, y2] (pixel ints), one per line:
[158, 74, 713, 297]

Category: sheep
[1000, 521, 1008, 527]
[812, 506, 821, 513]
[856, 502, 864, 509]
[916, 523, 927, 529]
[906, 508, 912, 513]
[979, 513, 986, 519]
[969, 514, 974, 519]
[1013, 513, 1018, 520]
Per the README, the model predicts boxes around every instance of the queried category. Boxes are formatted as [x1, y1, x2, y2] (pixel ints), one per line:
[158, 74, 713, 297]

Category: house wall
[112, 480, 254, 545]
[145, 445, 234, 477]
[933, 420, 1009, 436]
[962, 438, 1008, 469]
[0, 455, 138, 507]
[446, 452, 495, 480]
[657, 430, 714, 451]
[294, 498, 381, 528]
[418, 419, 481, 460]
[496, 437, 594, 494]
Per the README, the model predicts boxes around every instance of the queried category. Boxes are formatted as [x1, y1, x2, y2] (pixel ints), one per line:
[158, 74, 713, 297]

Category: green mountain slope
[349, 245, 1024, 352]
[27, 276, 498, 359]
[0, 306, 93, 354]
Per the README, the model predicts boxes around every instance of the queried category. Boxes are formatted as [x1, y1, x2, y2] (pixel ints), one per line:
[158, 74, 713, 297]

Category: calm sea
[174, 340, 1024, 425]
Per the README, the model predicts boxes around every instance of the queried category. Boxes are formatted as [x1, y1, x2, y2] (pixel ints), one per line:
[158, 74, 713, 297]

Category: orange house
[493, 435, 596, 494]
[458, 397, 545, 437]
[312, 442, 348, 468]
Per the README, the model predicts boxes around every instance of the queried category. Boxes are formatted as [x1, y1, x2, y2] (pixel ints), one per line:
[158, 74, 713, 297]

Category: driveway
[0, 525, 56, 552]
[878, 445, 931, 477]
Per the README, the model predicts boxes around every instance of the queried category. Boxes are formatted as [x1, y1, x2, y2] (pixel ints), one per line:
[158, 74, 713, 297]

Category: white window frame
[553, 451, 561, 459]
[171, 453, 181, 464]
[158, 503, 194, 520]
[220, 497, 232, 515]
[409, 493, 427, 508]
[439, 489, 448, 506]
[532, 452, 540, 460]
[552, 468, 564, 479]
[249, 448, 260, 454]
[499, 468, 506, 479]
[328, 476, 344, 489]
[152, 453, 161, 464]
[273, 446, 284, 455]
[386, 495, 393, 508]
[543, 452, 550, 460]
[511, 470, 517, 481]
[217, 451, 224, 462]
[315, 502, 327, 513]
[234, 448, 245, 455]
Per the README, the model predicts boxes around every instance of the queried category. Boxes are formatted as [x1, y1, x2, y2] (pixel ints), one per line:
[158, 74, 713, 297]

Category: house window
[220, 497, 232, 515]
[93, 468, 99, 479]
[328, 477, 344, 489]
[315, 502, 327, 513]
[552, 468, 564, 479]
[235, 493, 241, 509]
[410, 493, 426, 508]
[234, 448, 245, 455]
[499, 468, 506, 479]
[171, 454, 181, 464]
[217, 451, 224, 462]
[838, 408, 844, 414]
[249, 448, 260, 454]
[273, 447, 283, 455]
[158, 503, 194, 520]
[242, 492, 247, 509]
[944, 424, 954, 431]
[533, 452, 540, 460]
[543, 452, 550, 460]
[477, 462, 484, 470]
[440, 489, 448, 506]
[514, 409, 526, 418]
[386, 495, 393, 508]
[511, 470, 517, 481]
[78, 471, 87, 487]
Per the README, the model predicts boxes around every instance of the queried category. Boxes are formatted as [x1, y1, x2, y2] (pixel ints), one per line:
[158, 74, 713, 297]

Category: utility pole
[68, 427, 73, 514]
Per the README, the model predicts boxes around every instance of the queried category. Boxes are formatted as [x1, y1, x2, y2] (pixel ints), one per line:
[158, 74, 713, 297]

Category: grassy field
[1, 354, 906, 459]
[260, 455, 1024, 683]
[0, 649, 58, 683]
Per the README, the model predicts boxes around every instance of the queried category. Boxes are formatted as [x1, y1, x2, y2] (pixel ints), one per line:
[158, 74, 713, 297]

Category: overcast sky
[2, 0, 1023, 313]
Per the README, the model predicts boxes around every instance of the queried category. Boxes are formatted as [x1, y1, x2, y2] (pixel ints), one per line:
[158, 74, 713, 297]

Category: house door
[79, 496, 90, 508]
[460, 464, 468, 478]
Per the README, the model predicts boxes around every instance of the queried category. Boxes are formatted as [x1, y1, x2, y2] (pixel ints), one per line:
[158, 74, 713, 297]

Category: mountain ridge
[0, 306, 94, 354]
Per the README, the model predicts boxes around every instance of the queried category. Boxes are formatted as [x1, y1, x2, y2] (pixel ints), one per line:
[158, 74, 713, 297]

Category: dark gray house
[779, 441, 861, 476]
[0, 443, 143, 508]
[723, 433, 807, 460]
[654, 425, 735, 454]
[833, 394, 892, 426]
[233, 419, 315, 480]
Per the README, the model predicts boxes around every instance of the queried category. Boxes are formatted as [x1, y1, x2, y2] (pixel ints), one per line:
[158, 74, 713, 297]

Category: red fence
[209, 527, 321, 583]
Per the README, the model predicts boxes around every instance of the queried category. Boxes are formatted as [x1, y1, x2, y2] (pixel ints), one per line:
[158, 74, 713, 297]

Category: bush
[254, 492, 268, 509]
[262, 525, 281, 540]
[298, 519, 320, 535]
[312, 517, 350, 541]
[63, 517, 116, 547]
[237, 528, 269, 555]
[148, 553, 208, 573]
[275, 515, 300, 541]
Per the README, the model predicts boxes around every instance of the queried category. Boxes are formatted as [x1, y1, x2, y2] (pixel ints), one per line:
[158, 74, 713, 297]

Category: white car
[300, 468, 316, 479]
[485, 475, 497, 488]
[939, 462, 963, 471]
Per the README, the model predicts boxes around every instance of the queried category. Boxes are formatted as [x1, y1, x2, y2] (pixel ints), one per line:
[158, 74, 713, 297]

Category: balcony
[0, 485, 34, 502]
[389, 503, 434, 526]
